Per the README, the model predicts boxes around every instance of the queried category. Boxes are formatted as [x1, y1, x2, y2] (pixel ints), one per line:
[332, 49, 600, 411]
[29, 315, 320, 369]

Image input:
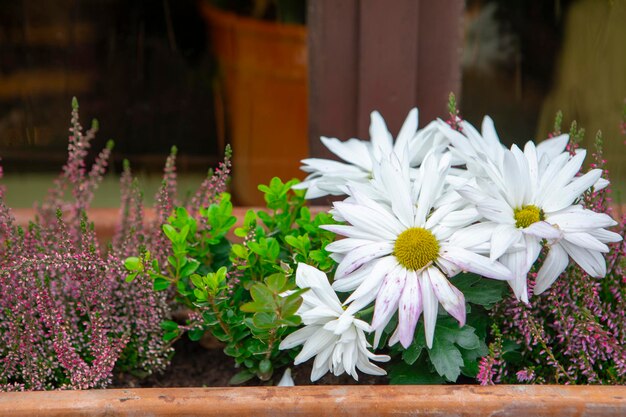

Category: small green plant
[126, 177, 336, 383]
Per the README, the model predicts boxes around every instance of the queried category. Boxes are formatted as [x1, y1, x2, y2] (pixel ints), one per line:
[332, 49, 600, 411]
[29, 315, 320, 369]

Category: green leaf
[124, 256, 141, 271]
[265, 273, 287, 293]
[258, 358, 272, 376]
[252, 312, 277, 329]
[162, 224, 178, 242]
[190, 274, 204, 289]
[125, 272, 138, 283]
[240, 301, 273, 313]
[193, 288, 207, 301]
[163, 330, 179, 342]
[437, 319, 480, 350]
[449, 273, 507, 308]
[388, 360, 445, 385]
[188, 328, 204, 341]
[229, 370, 255, 385]
[250, 284, 275, 307]
[231, 244, 248, 259]
[267, 238, 280, 260]
[280, 295, 303, 318]
[179, 259, 200, 277]
[427, 332, 464, 381]
[277, 315, 301, 326]
[160, 320, 179, 332]
[153, 277, 170, 291]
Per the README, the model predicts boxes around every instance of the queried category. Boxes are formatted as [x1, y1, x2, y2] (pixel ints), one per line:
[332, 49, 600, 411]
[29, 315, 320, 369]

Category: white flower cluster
[281, 109, 621, 382]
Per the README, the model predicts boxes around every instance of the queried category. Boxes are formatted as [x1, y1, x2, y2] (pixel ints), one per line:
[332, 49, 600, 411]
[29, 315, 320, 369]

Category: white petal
[345, 256, 398, 309]
[321, 136, 373, 170]
[593, 178, 610, 192]
[523, 221, 562, 240]
[332, 261, 376, 292]
[534, 244, 569, 295]
[369, 111, 393, 159]
[325, 238, 372, 254]
[490, 224, 522, 260]
[356, 355, 388, 377]
[438, 207, 481, 228]
[301, 306, 341, 324]
[294, 328, 337, 365]
[459, 191, 514, 224]
[502, 146, 527, 208]
[310, 346, 333, 381]
[440, 246, 513, 281]
[378, 153, 415, 228]
[563, 232, 609, 253]
[300, 157, 367, 175]
[499, 250, 530, 304]
[396, 272, 422, 348]
[321, 224, 383, 241]
[523, 141, 539, 197]
[371, 267, 406, 331]
[537, 134, 569, 158]
[547, 209, 617, 232]
[296, 264, 343, 313]
[427, 267, 466, 326]
[420, 270, 439, 349]
[588, 228, 623, 244]
[333, 201, 403, 240]
[448, 222, 496, 250]
[394, 108, 418, 154]
[543, 169, 602, 212]
[334, 241, 394, 279]
[280, 325, 321, 350]
[415, 152, 448, 225]
[560, 241, 606, 277]
[277, 368, 295, 386]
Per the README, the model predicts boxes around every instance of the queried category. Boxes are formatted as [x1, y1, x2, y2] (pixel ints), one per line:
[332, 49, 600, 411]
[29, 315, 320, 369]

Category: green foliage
[124, 178, 334, 383]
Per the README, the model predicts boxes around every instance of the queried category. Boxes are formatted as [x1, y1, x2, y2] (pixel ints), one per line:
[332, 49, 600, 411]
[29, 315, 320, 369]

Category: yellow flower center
[393, 227, 440, 271]
[514, 205, 543, 228]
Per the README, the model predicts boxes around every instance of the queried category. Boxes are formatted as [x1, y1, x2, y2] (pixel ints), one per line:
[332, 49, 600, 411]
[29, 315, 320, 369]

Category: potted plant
[1, 99, 625, 416]
[198, 0, 308, 206]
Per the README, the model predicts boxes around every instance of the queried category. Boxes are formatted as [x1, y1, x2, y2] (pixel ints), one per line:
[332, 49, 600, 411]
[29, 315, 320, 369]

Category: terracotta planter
[199, 3, 309, 206]
[1, 385, 625, 416]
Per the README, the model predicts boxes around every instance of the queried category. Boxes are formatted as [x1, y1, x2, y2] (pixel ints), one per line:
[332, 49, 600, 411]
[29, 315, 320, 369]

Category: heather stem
[526, 313, 572, 383]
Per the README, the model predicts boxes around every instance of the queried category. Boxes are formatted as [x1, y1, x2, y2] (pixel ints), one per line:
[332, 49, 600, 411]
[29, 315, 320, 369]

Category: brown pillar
[308, 0, 464, 158]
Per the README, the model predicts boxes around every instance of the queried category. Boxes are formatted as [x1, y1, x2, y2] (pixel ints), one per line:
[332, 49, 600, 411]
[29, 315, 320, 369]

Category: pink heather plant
[479, 119, 626, 385]
[0, 99, 232, 390]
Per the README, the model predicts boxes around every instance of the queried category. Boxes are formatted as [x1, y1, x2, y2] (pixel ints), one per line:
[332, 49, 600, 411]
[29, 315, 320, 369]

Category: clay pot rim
[1, 385, 625, 417]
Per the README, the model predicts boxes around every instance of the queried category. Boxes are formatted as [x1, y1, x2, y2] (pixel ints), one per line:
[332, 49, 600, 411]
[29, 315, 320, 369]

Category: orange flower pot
[199, 3, 308, 206]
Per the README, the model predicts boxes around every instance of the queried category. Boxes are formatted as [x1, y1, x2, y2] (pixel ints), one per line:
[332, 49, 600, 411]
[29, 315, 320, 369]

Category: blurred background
[0, 0, 624, 207]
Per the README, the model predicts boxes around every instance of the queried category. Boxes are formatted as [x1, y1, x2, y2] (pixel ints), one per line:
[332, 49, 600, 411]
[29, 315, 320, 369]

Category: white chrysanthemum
[293, 108, 447, 199]
[279, 263, 389, 382]
[323, 152, 512, 349]
[451, 137, 622, 302]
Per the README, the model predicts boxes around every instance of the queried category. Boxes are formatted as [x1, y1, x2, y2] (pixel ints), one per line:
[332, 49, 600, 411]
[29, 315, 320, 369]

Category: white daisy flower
[278, 263, 389, 382]
[455, 140, 622, 302]
[323, 152, 512, 349]
[293, 108, 447, 199]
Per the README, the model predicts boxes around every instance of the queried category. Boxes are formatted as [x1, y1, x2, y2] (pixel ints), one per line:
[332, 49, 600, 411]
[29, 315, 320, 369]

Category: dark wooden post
[308, 0, 464, 158]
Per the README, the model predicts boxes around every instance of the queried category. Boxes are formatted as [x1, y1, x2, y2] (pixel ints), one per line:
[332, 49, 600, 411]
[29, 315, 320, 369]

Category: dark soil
[113, 337, 388, 388]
